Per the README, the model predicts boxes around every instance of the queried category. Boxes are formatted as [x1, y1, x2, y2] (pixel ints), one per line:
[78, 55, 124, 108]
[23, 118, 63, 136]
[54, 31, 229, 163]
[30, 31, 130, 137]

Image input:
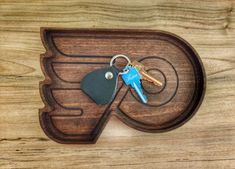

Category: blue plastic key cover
[121, 66, 148, 103]
[122, 66, 141, 85]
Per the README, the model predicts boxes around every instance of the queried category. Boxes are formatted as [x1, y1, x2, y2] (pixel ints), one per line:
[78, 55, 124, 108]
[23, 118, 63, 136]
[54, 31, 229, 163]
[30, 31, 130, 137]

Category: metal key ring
[110, 54, 131, 75]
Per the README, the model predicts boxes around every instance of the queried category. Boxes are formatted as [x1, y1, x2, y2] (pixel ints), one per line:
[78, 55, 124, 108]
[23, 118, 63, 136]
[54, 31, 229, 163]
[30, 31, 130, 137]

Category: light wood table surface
[0, 0, 234, 168]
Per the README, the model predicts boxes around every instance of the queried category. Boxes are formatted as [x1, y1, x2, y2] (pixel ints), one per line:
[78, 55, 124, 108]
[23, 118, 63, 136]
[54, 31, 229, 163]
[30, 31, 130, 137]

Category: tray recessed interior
[40, 28, 205, 143]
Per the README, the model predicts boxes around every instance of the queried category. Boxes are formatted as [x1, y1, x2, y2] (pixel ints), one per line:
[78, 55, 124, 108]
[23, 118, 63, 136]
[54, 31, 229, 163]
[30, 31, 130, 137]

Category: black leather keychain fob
[81, 66, 119, 105]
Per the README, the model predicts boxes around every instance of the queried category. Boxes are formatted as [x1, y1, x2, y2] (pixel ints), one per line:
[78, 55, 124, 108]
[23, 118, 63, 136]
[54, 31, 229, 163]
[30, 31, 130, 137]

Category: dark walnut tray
[39, 28, 206, 144]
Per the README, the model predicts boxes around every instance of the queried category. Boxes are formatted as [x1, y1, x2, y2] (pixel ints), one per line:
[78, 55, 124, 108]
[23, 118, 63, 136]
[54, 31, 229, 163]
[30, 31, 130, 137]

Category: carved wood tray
[39, 28, 206, 144]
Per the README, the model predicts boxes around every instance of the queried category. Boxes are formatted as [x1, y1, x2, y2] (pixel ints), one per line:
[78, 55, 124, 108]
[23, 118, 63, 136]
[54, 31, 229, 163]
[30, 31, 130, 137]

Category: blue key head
[121, 66, 148, 104]
[121, 66, 141, 86]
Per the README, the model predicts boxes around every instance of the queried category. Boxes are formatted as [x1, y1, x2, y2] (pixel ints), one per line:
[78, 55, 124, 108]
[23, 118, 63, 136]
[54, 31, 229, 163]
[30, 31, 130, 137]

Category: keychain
[81, 54, 162, 105]
[80, 54, 130, 105]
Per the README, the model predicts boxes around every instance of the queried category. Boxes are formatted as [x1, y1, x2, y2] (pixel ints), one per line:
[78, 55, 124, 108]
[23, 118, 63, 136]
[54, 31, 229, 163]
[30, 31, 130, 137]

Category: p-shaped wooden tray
[39, 28, 206, 144]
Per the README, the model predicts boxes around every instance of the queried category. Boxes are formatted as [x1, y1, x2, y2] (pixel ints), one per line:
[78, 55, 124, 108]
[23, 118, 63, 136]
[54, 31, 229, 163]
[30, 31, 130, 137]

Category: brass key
[130, 60, 163, 87]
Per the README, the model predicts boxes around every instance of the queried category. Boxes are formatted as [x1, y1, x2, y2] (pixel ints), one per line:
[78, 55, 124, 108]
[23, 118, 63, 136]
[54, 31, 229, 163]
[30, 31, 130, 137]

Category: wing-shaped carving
[39, 28, 205, 143]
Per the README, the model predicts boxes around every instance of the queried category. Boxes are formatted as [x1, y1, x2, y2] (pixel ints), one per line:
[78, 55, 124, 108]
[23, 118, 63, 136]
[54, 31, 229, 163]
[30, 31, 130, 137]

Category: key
[131, 60, 163, 87]
[121, 66, 148, 103]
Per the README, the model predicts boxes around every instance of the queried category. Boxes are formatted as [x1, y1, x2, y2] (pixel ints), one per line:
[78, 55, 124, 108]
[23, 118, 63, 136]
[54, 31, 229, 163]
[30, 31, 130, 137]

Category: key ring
[110, 54, 131, 75]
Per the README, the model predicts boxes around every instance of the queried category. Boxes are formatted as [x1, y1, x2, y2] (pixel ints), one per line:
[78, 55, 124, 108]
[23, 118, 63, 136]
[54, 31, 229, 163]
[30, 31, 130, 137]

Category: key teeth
[143, 96, 148, 103]
[131, 61, 163, 87]
[142, 77, 162, 87]
[154, 82, 163, 87]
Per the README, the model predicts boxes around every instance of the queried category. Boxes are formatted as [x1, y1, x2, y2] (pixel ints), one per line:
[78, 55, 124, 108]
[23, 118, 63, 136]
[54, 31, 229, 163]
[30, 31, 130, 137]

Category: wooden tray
[39, 28, 206, 144]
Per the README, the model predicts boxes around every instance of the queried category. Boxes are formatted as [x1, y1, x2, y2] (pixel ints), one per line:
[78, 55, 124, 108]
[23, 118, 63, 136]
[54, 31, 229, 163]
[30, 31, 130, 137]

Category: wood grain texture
[39, 28, 205, 143]
[0, 0, 234, 168]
